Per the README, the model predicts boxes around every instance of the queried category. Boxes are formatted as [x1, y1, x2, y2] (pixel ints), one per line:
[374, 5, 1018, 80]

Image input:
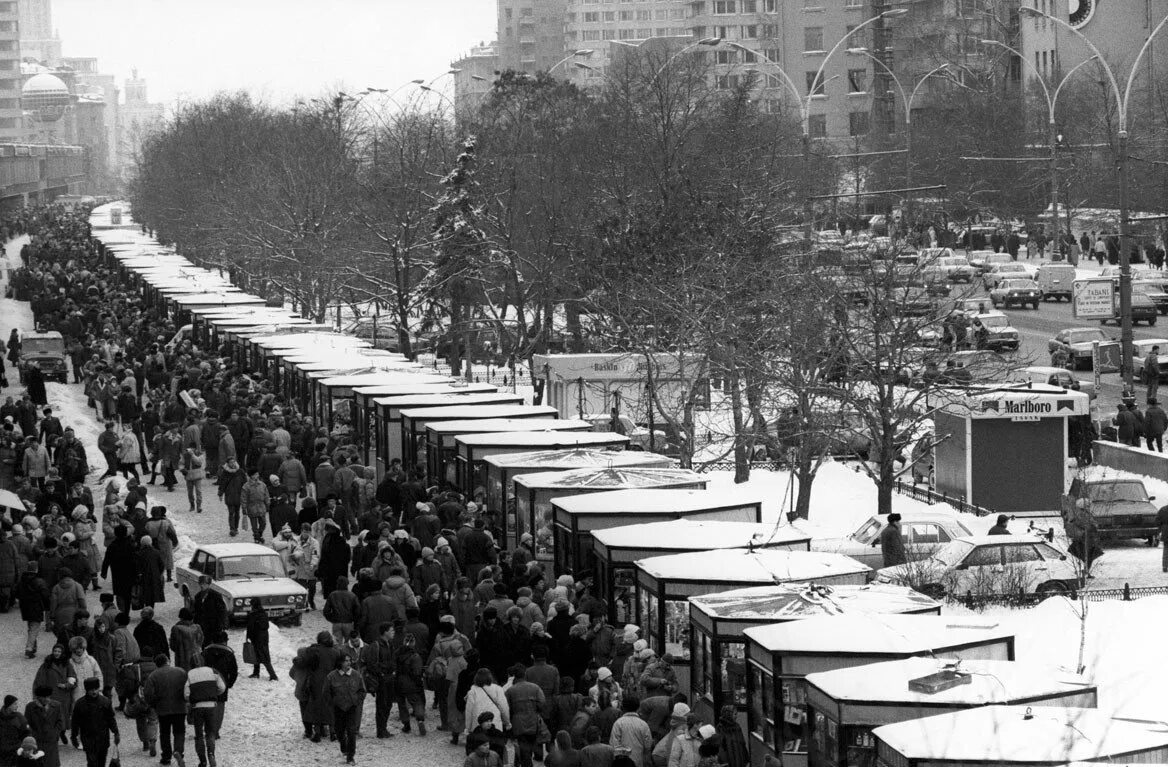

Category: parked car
[989, 279, 1042, 309]
[875, 535, 1083, 598]
[1132, 338, 1168, 383]
[928, 251, 976, 283]
[970, 312, 1020, 351]
[342, 317, 433, 353]
[1062, 475, 1160, 547]
[583, 413, 667, 453]
[812, 511, 974, 569]
[890, 287, 936, 317]
[983, 263, 1035, 290]
[1133, 278, 1168, 315]
[1007, 366, 1096, 399]
[1036, 263, 1077, 302]
[175, 543, 308, 625]
[18, 331, 67, 383]
[1100, 288, 1158, 326]
[1048, 327, 1117, 371]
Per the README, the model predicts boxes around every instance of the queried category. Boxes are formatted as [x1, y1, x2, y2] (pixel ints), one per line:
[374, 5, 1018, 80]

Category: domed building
[22, 72, 72, 123]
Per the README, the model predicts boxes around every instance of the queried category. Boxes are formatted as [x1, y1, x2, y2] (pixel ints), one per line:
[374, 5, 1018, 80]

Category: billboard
[1072, 278, 1116, 320]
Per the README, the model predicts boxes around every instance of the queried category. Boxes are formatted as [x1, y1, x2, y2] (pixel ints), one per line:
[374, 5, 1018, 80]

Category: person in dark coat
[99, 526, 136, 616]
[1115, 403, 1142, 447]
[879, 514, 907, 567]
[191, 578, 227, 648]
[134, 537, 165, 610]
[475, 608, 512, 684]
[69, 678, 118, 767]
[131, 606, 168, 660]
[303, 631, 343, 741]
[24, 367, 46, 407]
[24, 687, 63, 767]
[715, 704, 747, 767]
[0, 695, 29, 767]
[201, 631, 238, 736]
[987, 514, 1011, 536]
[244, 598, 277, 680]
[15, 563, 50, 658]
[315, 526, 351, 602]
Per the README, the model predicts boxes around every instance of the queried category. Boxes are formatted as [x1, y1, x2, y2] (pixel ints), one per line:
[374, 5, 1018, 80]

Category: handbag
[243, 640, 257, 665]
[109, 743, 121, 767]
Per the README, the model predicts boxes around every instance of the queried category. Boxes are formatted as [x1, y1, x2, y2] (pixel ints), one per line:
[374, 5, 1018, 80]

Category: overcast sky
[52, 0, 497, 107]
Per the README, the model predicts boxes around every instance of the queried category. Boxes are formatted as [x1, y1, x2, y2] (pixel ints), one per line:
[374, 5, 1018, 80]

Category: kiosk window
[780, 678, 807, 753]
[640, 590, 658, 654]
[694, 632, 711, 699]
[749, 665, 775, 746]
[664, 601, 690, 662]
[722, 642, 747, 706]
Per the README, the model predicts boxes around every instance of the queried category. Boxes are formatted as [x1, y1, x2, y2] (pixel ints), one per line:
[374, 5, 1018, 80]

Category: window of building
[656, 9, 669, 19]
[636, 28, 652, 37]
[713, 25, 731, 38]
[764, 46, 781, 61]
[741, 49, 757, 62]
[809, 114, 827, 137]
[845, 0, 862, 7]
[505, 7, 513, 19]
[849, 111, 870, 135]
[602, 10, 615, 20]
[713, 0, 736, 14]
[619, 10, 633, 20]
[761, 23, 779, 37]
[763, 72, 783, 88]
[1040, 50, 1048, 75]
[691, 1, 706, 14]
[803, 0, 824, 8]
[636, 9, 651, 20]
[717, 74, 741, 89]
[743, 0, 757, 11]
[602, 28, 617, 39]
[804, 26, 824, 51]
[584, 11, 600, 21]
[619, 27, 636, 38]
[520, 6, 533, 15]
[806, 70, 825, 95]
[742, 24, 758, 37]
[715, 50, 736, 64]
[848, 68, 867, 92]
[693, 25, 707, 37]
[957, 0, 978, 16]
[671, 8, 687, 19]
[763, 0, 779, 10]
[582, 29, 601, 40]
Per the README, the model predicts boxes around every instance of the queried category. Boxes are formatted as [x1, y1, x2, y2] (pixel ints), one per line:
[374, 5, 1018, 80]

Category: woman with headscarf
[0, 695, 29, 767]
[69, 507, 99, 591]
[65, 636, 101, 704]
[715, 704, 748, 767]
[89, 621, 116, 701]
[545, 729, 582, 767]
[134, 535, 164, 610]
[142, 507, 178, 582]
[32, 645, 72, 743]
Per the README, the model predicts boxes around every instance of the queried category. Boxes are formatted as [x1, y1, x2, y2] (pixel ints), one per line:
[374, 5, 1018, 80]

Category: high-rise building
[497, 0, 570, 73]
[62, 56, 118, 179]
[0, 0, 21, 140]
[120, 68, 165, 168]
[18, 0, 61, 65]
[563, 0, 689, 86]
[451, 42, 498, 115]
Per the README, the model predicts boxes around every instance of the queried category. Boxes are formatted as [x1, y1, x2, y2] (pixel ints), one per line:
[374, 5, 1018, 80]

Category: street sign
[1072, 278, 1116, 319]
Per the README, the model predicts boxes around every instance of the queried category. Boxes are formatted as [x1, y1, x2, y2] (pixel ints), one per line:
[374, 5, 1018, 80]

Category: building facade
[497, 0, 570, 73]
[563, 0, 689, 86]
[0, 0, 20, 140]
[18, 0, 60, 66]
[120, 69, 165, 171]
[451, 42, 499, 116]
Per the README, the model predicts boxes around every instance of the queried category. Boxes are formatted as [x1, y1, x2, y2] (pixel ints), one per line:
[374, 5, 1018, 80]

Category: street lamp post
[847, 49, 949, 228]
[981, 40, 1098, 261]
[1020, 6, 1168, 393]
[730, 9, 905, 249]
[547, 49, 595, 75]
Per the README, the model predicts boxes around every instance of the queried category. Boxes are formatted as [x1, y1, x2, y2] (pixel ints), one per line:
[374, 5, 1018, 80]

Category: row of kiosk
[88, 204, 1153, 767]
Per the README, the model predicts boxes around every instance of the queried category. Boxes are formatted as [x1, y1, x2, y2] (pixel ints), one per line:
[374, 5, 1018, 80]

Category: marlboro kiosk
[933, 384, 1089, 513]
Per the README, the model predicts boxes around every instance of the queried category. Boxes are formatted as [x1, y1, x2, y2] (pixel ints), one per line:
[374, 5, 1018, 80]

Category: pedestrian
[142, 508, 178, 583]
[291, 525, 320, 610]
[609, 696, 652, 767]
[23, 688, 62, 767]
[714, 705, 747, 767]
[190, 578, 227, 649]
[987, 514, 1011, 536]
[183, 654, 225, 767]
[135, 536, 165, 611]
[581, 726, 615, 767]
[32, 645, 73, 735]
[303, 631, 343, 741]
[142, 653, 186, 767]
[548, 730, 583, 767]
[429, 615, 469, 741]
[16, 562, 49, 659]
[395, 632, 426, 736]
[168, 609, 203, 671]
[180, 446, 205, 514]
[359, 621, 397, 739]
[1115, 403, 1142, 447]
[116, 427, 140, 482]
[100, 527, 135, 616]
[508, 664, 550, 767]
[239, 469, 270, 544]
[464, 668, 510, 744]
[0, 695, 29, 767]
[322, 654, 366, 764]
[200, 632, 236, 737]
[215, 459, 244, 537]
[322, 576, 360, 647]
[465, 734, 504, 767]
[1146, 346, 1162, 403]
[69, 679, 118, 767]
[244, 598, 277, 681]
[880, 513, 907, 567]
[1146, 399, 1168, 453]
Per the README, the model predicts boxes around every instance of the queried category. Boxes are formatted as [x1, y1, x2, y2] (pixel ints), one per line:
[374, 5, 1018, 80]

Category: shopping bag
[109, 743, 121, 767]
[243, 640, 257, 665]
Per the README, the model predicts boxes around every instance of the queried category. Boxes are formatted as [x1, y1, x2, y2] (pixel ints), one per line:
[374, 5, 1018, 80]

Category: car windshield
[217, 554, 287, 579]
[1086, 482, 1149, 503]
[851, 517, 884, 544]
[940, 257, 969, 267]
[979, 315, 1009, 328]
[997, 265, 1025, 272]
[931, 540, 975, 567]
[1066, 330, 1107, 344]
[1004, 280, 1038, 291]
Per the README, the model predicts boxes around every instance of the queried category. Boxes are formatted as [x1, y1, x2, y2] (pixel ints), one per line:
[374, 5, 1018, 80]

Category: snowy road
[0, 236, 459, 767]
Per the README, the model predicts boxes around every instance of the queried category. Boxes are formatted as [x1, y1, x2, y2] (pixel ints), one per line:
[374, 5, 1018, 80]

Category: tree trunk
[795, 458, 815, 519]
[876, 450, 895, 515]
[565, 301, 583, 353]
[449, 299, 463, 377]
[728, 362, 750, 484]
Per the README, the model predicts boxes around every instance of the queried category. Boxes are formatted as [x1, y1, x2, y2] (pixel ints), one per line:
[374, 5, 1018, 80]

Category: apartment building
[563, 0, 690, 85]
[0, 0, 20, 140]
[497, 0, 571, 73]
[451, 42, 499, 115]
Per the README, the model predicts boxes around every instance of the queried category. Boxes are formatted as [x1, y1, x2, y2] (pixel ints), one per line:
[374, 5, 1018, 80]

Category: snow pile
[1007, 595, 1168, 720]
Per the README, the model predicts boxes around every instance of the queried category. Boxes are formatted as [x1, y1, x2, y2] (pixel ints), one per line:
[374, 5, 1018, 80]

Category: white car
[175, 543, 308, 625]
[875, 535, 1083, 599]
[970, 312, 1019, 351]
[1132, 338, 1168, 382]
[982, 262, 1036, 290]
[989, 279, 1041, 309]
[812, 511, 973, 569]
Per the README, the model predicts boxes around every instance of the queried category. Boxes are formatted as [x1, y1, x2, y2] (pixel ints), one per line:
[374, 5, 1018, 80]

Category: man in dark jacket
[987, 514, 1011, 536]
[143, 653, 187, 766]
[1145, 399, 1168, 452]
[15, 562, 49, 658]
[1116, 403, 1142, 447]
[71, 677, 118, 767]
[191, 577, 228, 648]
[316, 526, 351, 598]
[201, 632, 238, 737]
[505, 665, 547, 767]
[880, 514, 907, 567]
[133, 607, 169, 661]
[323, 576, 361, 646]
[99, 526, 137, 615]
[358, 622, 397, 739]
[461, 518, 496, 576]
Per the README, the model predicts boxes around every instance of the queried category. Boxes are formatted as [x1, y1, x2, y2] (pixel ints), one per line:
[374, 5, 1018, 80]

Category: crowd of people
[0, 205, 748, 767]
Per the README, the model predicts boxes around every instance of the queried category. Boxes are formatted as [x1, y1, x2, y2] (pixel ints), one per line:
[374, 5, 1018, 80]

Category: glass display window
[722, 641, 747, 707]
[664, 599, 690, 661]
[749, 664, 776, 747]
[516, 492, 530, 542]
[534, 498, 555, 558]
[780, 677, 808, 754]
[694, 631, 712, 699]
[844, 725, 877, 767]
[640, 589, 658, 653]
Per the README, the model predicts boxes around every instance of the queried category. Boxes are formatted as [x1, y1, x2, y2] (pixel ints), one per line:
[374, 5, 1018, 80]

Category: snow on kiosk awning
[872, 705, 1168, 765]
[456, 433, 634, 501]
[935, 383, 1090, 419]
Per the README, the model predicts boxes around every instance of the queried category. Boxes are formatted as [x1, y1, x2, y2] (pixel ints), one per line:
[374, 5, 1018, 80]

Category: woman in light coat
[65, 636, 101, 703]
[116, 428, 141, 481]
[463, 668, 510, 738]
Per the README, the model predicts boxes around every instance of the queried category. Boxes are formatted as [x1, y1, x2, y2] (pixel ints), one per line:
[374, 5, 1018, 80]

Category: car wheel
[1036, 581, 1070, 598]
[1031, 301, 1040, 309]
[1151, 317, 1158, 326]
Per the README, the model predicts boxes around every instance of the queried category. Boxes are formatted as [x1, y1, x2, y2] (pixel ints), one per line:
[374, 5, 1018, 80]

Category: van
[19, 331, 67, 383]
[1036, 263, 1076, 302]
